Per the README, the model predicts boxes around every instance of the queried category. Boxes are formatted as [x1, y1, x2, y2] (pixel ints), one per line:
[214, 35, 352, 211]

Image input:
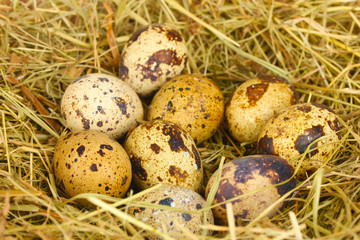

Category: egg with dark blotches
[127, 184, 214, 240]
[53, 130, 132, 206]
[119, 24, 187, 97]
[205, 155, 296, 226]
[225, 75, 299, 143]
[147, 74, 225, 144]
[257, 103, 342, 179]
[61, 73, 143, 140]
[124, 120, 203, 192]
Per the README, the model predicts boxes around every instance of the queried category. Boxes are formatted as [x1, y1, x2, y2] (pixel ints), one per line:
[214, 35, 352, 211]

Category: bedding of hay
[1, 0, 359, 239]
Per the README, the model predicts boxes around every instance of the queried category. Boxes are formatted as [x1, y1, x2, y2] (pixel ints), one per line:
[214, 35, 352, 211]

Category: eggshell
[205, 155, 296, 225]
[225, 75, 299, 143]
[61, 73, 144, 140]
[127, 184, 214, 240]
[119, 24, 187, 97]
[257, 103, 341, 179]
[53, 130, 132, 206]
[147, 74, 225, 144]
[124, 120, 203, 192]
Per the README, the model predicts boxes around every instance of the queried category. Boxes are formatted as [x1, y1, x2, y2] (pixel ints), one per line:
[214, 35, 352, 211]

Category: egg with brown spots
[257, 103, 342, 179]
[225, 75, 299, 143]
[124, 120, 203, 192]
[127, 184, 214, 240]
[147, 74, 225, 144]
[53, 130, 132, 206]
[205, 155, 296, 226]
[61, 73, 143, 140]
[119, 24, 187, 97]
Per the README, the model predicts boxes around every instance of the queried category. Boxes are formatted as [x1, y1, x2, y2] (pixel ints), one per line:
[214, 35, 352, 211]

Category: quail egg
[257, 103, 342, 179]
[147, 74, 225, 144]
[119, 24, 188, 97]
[127, 184, 214, 239]
[225, 75, 299, 143]
[124, 120, 203, 192]
[53, 130, 132, 206]
[205, 155, 296, 225]
[61, 73, 144, 140]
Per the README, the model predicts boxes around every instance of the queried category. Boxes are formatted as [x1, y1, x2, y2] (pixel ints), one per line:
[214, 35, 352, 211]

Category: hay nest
[1, 0, 359, 239]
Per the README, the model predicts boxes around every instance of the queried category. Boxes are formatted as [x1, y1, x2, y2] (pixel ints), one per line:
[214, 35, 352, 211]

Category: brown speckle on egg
[162, 123, 187, 152]
[122, 176, 128, 186]
[246, 83, 268, 106]
[150, 143, 161, 154]
[76, 145, 85, 157]
[191, 144, 201, 170]
[141, 49, 183, 82]
[257, 135, 275, 155]
[113, 97, 127, 115]
[159, 197, 174, 206]
[169, 165, 189, 179]
[131, 156, 148, 181]
[90, 164, 98, 172]
[294, 125, 325, 157]
[98, 77, 109, 82]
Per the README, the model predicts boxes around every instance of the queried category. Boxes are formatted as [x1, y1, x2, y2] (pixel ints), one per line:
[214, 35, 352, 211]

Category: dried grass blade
[0, 89, 59, 138]
[5, 75, 61, 132]
[163, 0, 240, 47]
[1, 111, 11, 174]
[103, 2, 120, 68]
[47, 28, 91, 49]
[289, 211, 303, 240]
[312, 168, 324, 238]
[226, 202, 236, 240]
[0, 192, 10, 240]
[223, 40, 290, 79]
[128, 10, 149, 26]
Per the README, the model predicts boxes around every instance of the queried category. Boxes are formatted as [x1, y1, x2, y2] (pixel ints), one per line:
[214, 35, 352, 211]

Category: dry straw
[1, 0, 360, 239]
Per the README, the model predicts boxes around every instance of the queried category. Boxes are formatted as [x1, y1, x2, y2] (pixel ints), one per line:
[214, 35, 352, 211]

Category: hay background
[0, 0, 360, 239]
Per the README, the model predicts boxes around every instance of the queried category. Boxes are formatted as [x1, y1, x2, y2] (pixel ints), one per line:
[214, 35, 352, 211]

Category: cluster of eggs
[54, 23, 342, 237]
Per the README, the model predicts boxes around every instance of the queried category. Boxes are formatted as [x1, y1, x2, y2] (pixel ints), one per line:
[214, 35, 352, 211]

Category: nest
[1, 0, 360, 239]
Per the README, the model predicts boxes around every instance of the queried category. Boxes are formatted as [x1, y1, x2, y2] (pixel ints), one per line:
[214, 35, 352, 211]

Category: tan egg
[124, 120, 203, 192]
[257, 103, 342, 179]
[127, 184, 214, 240]
[225, 75, 299, 143]
[53, 130, 132, 206]
[119, 24, 187, 97]
[147, 74, 225, 144]
[205, 155, 296, 226]
[61, 73, 144, 140]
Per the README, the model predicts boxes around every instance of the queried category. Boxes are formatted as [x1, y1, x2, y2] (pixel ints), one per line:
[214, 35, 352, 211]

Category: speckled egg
[127, 184, 214, 240]
[119, 24, 187, 97]
[53, 130, 132, 205]
[257, 103, 342, 179]
[61, 73, 144, 140]
[205, 155, 296, 225]
[124, 120, 203, 192]
[147, 74, 224, 144]
[225, 75, 299, 143]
